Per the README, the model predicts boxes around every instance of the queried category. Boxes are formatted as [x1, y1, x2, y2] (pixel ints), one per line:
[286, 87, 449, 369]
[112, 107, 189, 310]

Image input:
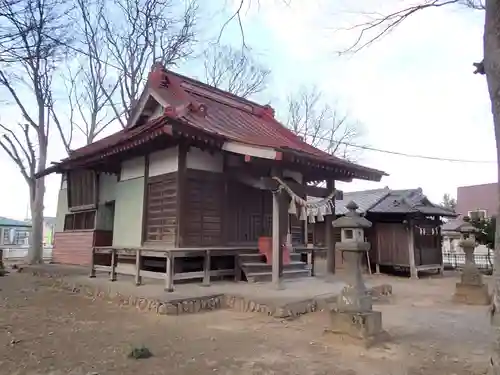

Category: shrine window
[63, 210, 96, 231]
[67, 170, 98, 211]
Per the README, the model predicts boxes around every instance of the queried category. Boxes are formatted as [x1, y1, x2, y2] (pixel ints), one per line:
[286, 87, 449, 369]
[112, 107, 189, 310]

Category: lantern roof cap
[332, 200, 372, 229]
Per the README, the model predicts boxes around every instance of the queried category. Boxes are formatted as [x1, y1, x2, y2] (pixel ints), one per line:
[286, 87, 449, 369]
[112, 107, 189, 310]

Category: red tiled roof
[68, 116, 164, 159]
[40, 65, 386, 180]
[170, 72, 384, 176]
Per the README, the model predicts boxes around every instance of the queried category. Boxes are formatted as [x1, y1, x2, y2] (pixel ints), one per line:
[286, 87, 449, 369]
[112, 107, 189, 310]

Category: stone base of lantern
[328, 310, 388, 347]
[453, 282, 490, 305]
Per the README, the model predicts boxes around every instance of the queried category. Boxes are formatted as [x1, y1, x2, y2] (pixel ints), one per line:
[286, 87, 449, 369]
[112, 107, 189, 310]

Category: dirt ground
[0, 272, 494, 375]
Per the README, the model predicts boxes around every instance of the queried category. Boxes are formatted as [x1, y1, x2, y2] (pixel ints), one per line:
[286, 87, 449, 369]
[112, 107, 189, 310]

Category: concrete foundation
[453, 282, 490, 305]
[328, 310, 388, 347]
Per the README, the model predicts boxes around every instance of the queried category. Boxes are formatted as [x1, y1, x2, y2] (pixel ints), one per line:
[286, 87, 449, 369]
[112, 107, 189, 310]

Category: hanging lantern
[299, 206, 307, 221]
[288, 197, 297, 215]
[316, 208, 324, 222]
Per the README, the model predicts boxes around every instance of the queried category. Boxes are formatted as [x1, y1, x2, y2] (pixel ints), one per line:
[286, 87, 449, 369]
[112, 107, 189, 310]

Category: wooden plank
[416, 264, 442, 271]
[135, 269, 235, 281]
[95, 265, 112, 272]
[94, 246, 257, 254]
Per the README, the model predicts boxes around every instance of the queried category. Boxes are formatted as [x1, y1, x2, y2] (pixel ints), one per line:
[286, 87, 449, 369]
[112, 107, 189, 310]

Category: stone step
[238, 252, 302, 264]
[245, 269, 311, 283]
[241, 260, 307, 274]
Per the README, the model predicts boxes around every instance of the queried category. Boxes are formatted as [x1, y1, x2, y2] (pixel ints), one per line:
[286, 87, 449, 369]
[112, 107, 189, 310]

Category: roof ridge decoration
[147, 62, 208, 121]
[167, 68, 272, 115]
[146, 63, 278, 122]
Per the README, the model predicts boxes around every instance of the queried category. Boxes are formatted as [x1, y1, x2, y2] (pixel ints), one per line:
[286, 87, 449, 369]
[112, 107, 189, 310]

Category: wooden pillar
[109, 249, 117, 281]
[202, 250, 211, 286]
[437, 221, 444, 275]
[89, 248, 96, 278]
[135, 249, 142, 286]
[279, 190, 288, 275]
[272, 189, 282, 288]
[408, 220, 418, 279]
[175, 145, 187, 247]
[308, 250, 315, 276]
[165, 252, 174, 292]
[0, 228, 4, 271]
[325, 179, 335, 277]
[234, 254, 242, 282]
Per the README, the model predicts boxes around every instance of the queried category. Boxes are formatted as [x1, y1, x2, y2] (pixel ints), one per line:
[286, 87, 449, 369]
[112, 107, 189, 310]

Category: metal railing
[442, 251, 493, 272]
[0, 245, 53, 262]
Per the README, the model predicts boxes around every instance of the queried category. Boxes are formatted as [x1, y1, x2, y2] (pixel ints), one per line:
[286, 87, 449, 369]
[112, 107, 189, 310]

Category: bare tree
[336, 0, 500, 372]
[217, 0, 290, 47]
[441, 193, 457, 212]
[52, 0, 119, 152]
[0, 0, 72, 264]
[99, 0, 199, 128]
[203, 44, 270, 98]
[286, 86, 362, 160]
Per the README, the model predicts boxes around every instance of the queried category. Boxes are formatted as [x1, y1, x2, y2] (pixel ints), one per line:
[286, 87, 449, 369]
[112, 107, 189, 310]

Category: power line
[297, 131, 497, 164]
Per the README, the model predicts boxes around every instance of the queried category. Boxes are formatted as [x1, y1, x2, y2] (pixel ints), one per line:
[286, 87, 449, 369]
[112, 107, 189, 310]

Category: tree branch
[285, 87, 363, 160]
[0, 123, 31, 182]
[203, 44, 270, 98]
[339, 0, 483, 54]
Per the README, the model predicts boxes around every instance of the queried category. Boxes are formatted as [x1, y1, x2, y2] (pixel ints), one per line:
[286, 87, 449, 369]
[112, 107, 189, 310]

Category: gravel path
[0, 272, 493, 374]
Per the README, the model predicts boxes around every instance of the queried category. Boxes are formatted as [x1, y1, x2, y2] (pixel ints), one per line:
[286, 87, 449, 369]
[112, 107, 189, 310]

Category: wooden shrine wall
[225, 180, 272, 245]
[144, 172, 178, 244]
[181, 169, 224, 247]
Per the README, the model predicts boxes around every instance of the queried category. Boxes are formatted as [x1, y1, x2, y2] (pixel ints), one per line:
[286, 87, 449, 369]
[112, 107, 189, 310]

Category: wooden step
[241, 260, 307, 274]
[245, 269, 311, 283]
[238, 252, 302, 264]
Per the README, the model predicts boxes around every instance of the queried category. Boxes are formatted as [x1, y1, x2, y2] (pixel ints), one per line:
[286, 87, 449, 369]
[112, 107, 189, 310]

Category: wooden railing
[91, 246, 256, 292]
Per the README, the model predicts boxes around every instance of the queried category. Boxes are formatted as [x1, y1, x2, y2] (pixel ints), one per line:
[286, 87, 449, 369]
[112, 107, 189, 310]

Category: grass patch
[128, 345, 153, 360]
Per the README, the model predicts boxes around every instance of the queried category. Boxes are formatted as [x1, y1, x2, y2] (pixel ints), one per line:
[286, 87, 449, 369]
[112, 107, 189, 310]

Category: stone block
[328, 310, 388, 347]
[460, 267, 484, 286]
[166, 303, 179, 315]
[453, 282, 490, 305]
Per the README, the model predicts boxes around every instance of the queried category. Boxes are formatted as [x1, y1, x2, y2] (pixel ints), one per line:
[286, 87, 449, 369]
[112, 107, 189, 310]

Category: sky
[0, 0, 495, 219]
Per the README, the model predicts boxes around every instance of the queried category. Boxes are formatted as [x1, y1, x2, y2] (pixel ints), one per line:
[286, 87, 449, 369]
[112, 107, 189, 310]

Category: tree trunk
[484, 1, 500, 373]
[27, 178, 45, 264]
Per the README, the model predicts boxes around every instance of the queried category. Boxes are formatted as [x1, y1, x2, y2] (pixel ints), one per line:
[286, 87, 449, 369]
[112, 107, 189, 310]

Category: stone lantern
[453, 216, 490, 305]
[329, 201, 386, 346]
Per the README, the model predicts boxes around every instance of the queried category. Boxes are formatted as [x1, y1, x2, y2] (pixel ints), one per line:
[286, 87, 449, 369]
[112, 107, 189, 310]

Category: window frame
[63, 210, 96, 231]
[67, 169, 98, 211]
